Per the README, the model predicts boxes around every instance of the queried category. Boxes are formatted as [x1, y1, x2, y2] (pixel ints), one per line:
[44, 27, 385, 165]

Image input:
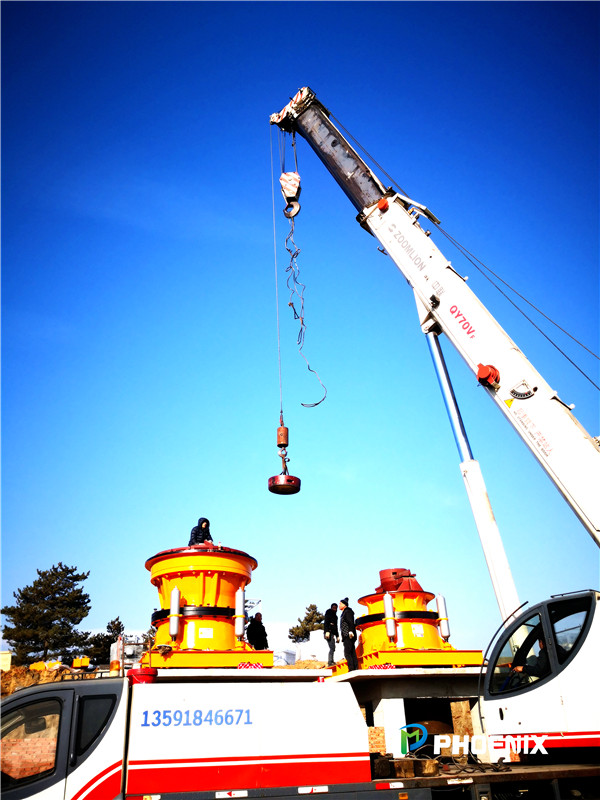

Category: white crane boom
[271, 87, 600, 546]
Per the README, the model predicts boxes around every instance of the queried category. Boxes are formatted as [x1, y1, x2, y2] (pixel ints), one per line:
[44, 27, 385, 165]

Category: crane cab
[482, 590, 600, 753]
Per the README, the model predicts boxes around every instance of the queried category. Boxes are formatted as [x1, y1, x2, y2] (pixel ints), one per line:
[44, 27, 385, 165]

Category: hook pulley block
[280, 171, 301, 219]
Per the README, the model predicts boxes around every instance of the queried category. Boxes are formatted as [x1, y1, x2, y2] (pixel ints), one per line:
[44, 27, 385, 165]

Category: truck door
[1, 686, 74, 800]
[484, 608, 567, 736]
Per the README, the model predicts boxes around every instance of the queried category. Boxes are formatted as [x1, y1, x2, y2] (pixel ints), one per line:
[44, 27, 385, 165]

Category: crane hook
[283, 201, 301, 218]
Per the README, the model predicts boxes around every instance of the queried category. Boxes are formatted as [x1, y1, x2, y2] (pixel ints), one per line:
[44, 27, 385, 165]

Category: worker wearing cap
[339, 598, 358, 672]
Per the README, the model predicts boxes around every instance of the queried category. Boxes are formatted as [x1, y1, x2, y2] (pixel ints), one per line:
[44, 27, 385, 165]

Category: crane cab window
[549, 595, 592, 665]
[487, 595, 594, 696]
[488, 612, 548, 694]
[1, 699, 61, 789]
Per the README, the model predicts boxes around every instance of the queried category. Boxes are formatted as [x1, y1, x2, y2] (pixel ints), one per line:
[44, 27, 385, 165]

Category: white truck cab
[482, 590, 600, 749]
[1, 673, 370, 800]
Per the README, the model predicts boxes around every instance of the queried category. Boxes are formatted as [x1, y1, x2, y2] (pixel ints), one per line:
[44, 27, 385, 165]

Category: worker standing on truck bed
[247, 612, 269, 650]
[339, 598, 358, 671]
[323, 603, 339, 667]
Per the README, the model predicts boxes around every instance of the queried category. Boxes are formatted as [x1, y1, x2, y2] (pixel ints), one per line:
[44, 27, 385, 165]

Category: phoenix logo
[399, 723, 428, 754]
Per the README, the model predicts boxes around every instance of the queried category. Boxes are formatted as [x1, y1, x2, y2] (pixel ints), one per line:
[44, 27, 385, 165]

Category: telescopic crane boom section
[271, 87, 600, 546]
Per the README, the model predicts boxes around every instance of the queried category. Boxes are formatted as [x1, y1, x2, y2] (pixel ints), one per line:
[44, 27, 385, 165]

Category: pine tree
[87, 617, 125, 666]
[288, 604, 325, 642]
[142, 627, 156, 649]
[1, 563, 91, 665]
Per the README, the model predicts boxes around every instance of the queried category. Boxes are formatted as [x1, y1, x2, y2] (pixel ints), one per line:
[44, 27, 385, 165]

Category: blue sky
[2, 1, 599, 654]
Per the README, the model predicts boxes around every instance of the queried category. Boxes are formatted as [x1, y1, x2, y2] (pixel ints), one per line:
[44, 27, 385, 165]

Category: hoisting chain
[269, 127, 300, 494]
[279, 132, 327, 409]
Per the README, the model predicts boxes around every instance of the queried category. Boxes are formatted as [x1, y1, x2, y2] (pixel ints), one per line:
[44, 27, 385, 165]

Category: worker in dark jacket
[339, 597, 358, 671]
[246, 613, 269, 650]
[323, 603, 339, 666]
[189, 517, 213, 545]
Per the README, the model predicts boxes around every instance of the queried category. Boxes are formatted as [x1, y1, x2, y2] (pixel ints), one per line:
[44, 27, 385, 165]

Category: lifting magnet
[268, 474, 301, 495]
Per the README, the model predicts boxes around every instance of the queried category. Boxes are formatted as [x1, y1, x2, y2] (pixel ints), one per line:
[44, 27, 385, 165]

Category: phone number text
[140, 709, 253, 727]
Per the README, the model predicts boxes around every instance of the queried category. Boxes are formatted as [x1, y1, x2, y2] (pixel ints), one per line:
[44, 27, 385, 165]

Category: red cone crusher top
[333, 568, 483, 672]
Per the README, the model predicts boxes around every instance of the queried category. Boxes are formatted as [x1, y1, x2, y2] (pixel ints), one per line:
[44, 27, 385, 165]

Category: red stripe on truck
[126, 753, 371, 793]
[538, 731, 600, 748]
[70, 761, 123, 800]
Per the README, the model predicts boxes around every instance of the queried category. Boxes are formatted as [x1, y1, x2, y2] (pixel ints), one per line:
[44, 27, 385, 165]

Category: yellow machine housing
[140, 543, 273, 668]
[334, 568, 482, 674]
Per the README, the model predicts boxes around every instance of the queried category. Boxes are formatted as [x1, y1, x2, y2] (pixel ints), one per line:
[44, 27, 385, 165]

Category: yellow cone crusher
[140, 542, 273, 668]
[334, 568, 482, 673]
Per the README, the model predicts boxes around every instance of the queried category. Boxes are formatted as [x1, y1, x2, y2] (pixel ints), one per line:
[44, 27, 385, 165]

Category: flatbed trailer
[150, 765, 600, 800]
[374, 763, 600, 798]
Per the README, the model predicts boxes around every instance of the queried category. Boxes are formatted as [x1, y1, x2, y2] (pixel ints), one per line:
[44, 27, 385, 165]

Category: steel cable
[331, 112, 599, 391]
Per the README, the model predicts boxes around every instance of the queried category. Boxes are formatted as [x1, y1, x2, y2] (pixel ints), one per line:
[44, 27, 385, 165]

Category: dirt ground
[1, 666, 78, 697]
